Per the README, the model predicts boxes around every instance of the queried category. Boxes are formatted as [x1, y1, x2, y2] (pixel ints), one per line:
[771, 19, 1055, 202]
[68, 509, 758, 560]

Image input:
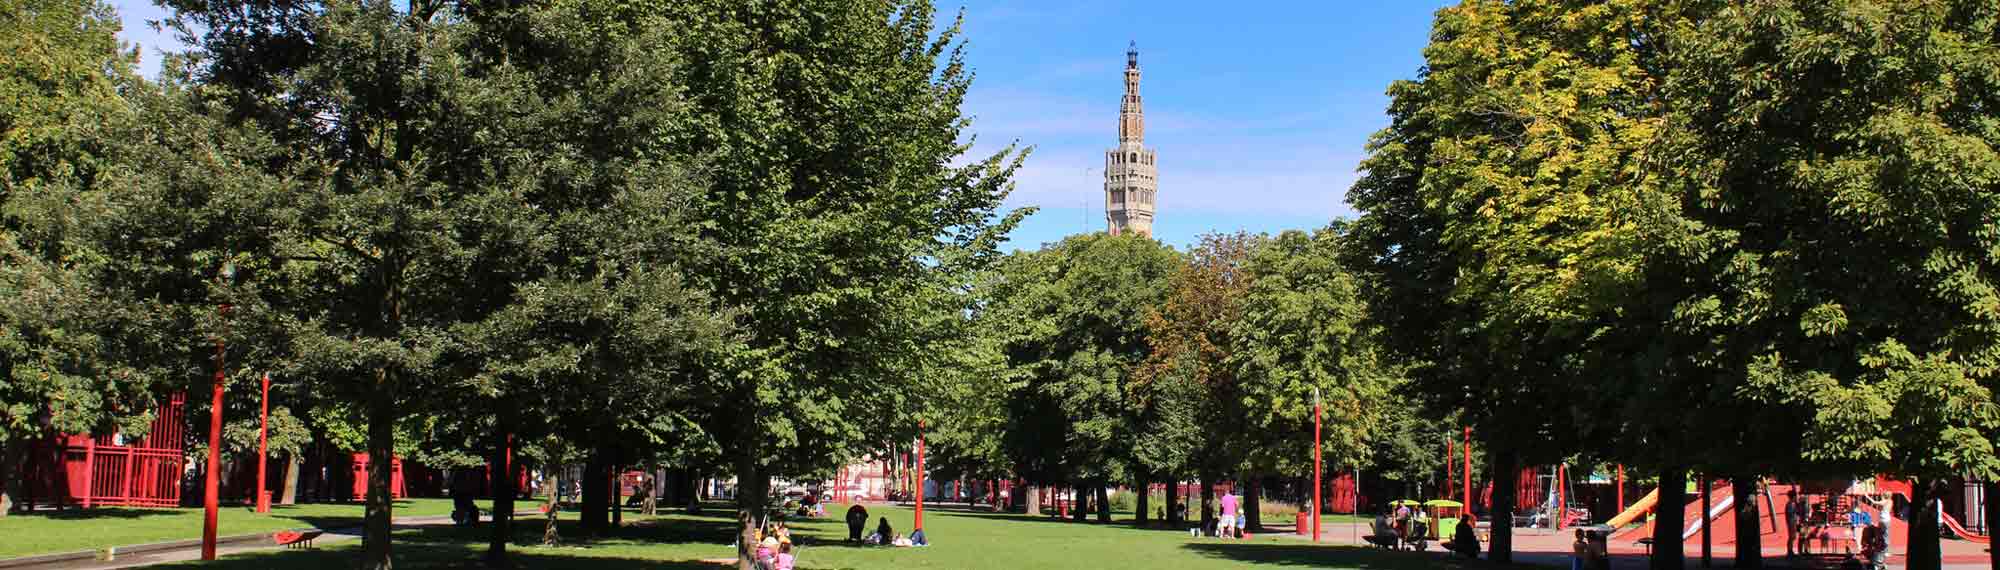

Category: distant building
[1105, 41, 1157, 237]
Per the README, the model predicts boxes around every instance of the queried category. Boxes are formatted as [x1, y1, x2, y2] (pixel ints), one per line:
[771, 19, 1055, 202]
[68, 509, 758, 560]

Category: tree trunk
[1653, 465, 1687, 570]
[1201, 475, 1216, 532]
[1073, 485, 1089, 522]
[299, 441, 325, 504]
[1491, 449, 1519, 565]
[733, 453, 769, 570]
[1135, 475, 1150, 525]
[1165, 479, 1180, 526]
[1732, 475, 1760, 569]
[0, 435, 25, 516]
[280, 455, 301, 505]
[1983, 479, 1999, 570]
[363, 381, 397, 570]
[581, 446, 608, 535]
[485, 408, 515, 567]
[1909, 477, 1943, 570]
[611, 467, 623, 528]
[685, 469, 702, 515]
[1096, 484, 1111, 523]
[1246, 476, 1264, 531]
[1025, 484, 1040, 516]
[540, 472, 560, 546]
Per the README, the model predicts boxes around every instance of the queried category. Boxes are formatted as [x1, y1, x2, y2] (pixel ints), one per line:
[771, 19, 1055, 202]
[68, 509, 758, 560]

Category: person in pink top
[1218, 487, 1240, 538]
[773, 542, 796, 570]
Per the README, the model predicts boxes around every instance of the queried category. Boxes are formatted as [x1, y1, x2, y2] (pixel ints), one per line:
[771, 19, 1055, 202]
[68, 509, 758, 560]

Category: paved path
[2, 510, 539, 570]
[1261, 520, 1992, 569]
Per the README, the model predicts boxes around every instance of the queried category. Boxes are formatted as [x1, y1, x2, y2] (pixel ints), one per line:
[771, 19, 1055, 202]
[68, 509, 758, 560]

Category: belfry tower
[1105, 41, 1156, 237]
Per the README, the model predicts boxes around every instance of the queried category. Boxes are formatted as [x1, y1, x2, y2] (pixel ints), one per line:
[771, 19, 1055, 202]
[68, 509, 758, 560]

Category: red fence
[21, 393, 187, 509]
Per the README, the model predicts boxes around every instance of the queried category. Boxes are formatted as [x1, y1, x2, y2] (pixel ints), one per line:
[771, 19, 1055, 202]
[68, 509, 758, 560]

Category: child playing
[772, 542, 796, 570]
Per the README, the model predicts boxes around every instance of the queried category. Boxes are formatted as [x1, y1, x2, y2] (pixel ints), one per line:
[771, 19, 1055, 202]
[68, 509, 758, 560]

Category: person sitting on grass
[874, 517, 895, 546]
[1448, 514, 1479, 559]
[910, 528, 929, 547]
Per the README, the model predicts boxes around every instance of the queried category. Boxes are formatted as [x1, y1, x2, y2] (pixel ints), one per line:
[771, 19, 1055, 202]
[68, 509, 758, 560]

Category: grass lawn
[159, 504, 1555, 569]
[0, 498, 458, 559]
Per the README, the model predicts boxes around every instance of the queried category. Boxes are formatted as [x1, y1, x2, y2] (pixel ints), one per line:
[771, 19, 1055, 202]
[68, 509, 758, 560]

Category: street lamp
[201, 261, 233, 560]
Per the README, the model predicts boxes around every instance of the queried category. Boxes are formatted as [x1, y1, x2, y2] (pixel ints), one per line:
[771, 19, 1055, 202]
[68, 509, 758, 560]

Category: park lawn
[162, 505, 1554, 569]
[0, 498, 458, 559]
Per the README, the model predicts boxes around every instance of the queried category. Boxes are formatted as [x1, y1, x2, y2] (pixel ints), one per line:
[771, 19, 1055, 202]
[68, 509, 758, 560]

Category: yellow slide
[1604, 488, 1659, 528]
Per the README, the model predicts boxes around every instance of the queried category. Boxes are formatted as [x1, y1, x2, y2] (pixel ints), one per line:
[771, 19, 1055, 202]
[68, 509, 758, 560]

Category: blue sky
[108, 1, 1454, 251]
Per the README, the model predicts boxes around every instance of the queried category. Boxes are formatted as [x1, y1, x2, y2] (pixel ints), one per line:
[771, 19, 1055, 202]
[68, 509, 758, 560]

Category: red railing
[53, 393, 187, 508]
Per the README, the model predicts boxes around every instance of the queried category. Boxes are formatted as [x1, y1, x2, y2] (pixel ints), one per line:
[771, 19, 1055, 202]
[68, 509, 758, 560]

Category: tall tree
[0, 0, 174, 516]
[1230, 228, 1397, 520]
[1133, 232, 1257, 523]
[1654, 2, 2000, 568]
[642, 3, 1024, 564]
[996, 234, 1179, 516]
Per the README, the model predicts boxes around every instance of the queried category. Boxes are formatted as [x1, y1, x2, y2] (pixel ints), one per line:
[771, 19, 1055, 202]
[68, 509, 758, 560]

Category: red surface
[349, 453, 407, 500]
[1942, 511, 1989, 544]
[31, 394, 188, 509]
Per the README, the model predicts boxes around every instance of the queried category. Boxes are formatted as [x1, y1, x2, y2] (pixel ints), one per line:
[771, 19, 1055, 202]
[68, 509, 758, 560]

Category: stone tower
[1105, 41, 1156, 237]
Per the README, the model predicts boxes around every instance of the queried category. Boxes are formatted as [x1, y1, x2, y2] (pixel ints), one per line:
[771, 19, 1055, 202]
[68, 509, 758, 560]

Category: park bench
[272, 530, 323, 549]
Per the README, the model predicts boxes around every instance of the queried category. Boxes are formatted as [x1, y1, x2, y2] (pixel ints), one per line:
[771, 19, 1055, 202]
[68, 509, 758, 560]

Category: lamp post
[256, 373, 270, 513]
[202, 261, 233, 560]
[1463, 427, 1472, 508]
[1312, 388, 1322, 542]
[915, 421, 925, 531]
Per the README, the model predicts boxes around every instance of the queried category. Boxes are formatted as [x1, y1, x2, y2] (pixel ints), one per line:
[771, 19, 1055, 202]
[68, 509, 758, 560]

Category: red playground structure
[19, 394, 188, 509]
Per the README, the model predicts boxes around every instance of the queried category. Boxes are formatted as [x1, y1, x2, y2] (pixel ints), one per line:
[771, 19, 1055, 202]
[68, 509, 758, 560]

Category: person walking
[1783, 490, 1807, 556]
[1217, 485, 1240, 538]
[1847, 501, 1873, 553]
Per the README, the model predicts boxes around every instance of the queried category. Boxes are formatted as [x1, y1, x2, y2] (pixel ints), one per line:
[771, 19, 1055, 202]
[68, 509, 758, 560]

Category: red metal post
[256, 373, 270, 513]
[1616, 463, 1625, 513]
[201, 316, 226, 561]
[1312, 399, 1322, 542]
[1556, 464, 1568, 530]
[1445, 439, 1454, 502]
[1463, 427, 1472, 507]
[915, 421, 925, 530]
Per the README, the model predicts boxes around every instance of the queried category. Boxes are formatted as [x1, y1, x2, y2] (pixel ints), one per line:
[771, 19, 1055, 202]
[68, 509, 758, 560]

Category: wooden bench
[273, 530, 324, 549]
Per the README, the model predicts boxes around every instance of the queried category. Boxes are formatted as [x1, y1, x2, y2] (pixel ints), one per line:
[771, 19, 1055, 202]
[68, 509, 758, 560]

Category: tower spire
[1106, 42, 1156, 238]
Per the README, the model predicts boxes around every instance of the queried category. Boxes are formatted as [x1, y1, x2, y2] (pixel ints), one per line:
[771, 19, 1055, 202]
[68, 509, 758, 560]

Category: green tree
[1133, 232, 1256, 527]
[1230, 227, 1396, 522]
[996, 233, 1179, 523]
[0, 0, 173, 516]
[644, 4, 1024, 560]
[1653, 2, 2000, 568]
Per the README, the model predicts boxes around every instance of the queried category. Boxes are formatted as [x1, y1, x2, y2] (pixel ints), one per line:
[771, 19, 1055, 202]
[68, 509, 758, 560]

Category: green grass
[156, 504, 1552, 569]
[0, 498, 458, 558]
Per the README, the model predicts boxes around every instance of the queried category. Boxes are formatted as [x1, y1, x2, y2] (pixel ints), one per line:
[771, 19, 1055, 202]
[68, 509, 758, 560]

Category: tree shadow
[1179, 542, 1526, 569]
[18, 507, 182, 521]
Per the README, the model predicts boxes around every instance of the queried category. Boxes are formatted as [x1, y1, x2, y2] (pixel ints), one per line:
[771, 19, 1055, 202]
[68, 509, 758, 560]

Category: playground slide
[1604, 488, 1660, 528]
[1941, 510, 1991, 544]
[1613, 484, 1737, 542]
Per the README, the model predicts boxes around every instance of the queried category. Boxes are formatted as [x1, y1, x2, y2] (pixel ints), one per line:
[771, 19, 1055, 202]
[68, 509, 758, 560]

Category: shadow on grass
[171, 524, 731, 569]
[1180, 542, 1536, 569]
[16, 507, 181, 521]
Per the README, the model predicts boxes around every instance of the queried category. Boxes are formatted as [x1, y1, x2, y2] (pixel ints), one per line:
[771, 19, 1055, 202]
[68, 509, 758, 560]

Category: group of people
[840, 504, 929, 548]
[1779, 490, 1891, 567]
[739, 515, 796, 570]
[1371, 503, 1433, 549]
